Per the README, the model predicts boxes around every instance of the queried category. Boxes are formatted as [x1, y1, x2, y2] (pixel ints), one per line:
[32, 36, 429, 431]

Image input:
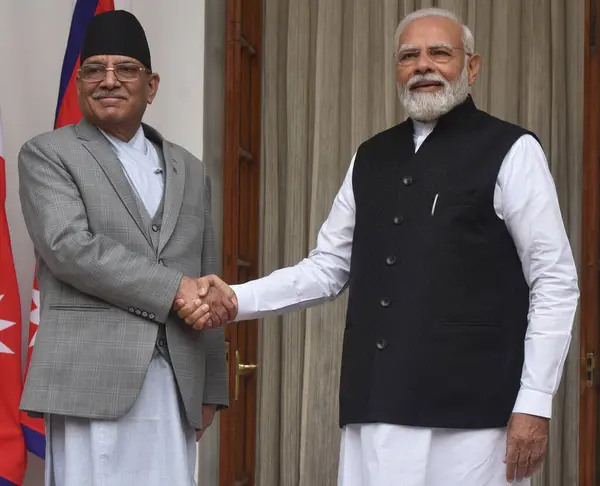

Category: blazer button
[135, 309, 141, 315]
[385, 255, 396, 266]
[142, 311, 148, 318]
[380, 297, 391, 308]
[158, 259, 165, 266]
[393, 216, 404, 225]
[376, 339, 387, 350]
[128, 307, 135, 313]
[402, 176, 413, 186]
[152, 224, 159, 232]
[149, 313, 156, 320]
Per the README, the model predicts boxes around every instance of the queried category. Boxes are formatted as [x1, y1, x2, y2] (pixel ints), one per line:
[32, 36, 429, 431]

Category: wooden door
[219, 0, 262, 485]
[580, 1, 600, 485]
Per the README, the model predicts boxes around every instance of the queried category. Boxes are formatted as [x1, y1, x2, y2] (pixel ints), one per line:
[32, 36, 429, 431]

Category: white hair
[394, 8, 475, 54]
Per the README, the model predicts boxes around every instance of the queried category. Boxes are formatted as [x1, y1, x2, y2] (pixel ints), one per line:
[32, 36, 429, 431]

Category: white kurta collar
[100, 125, 148, 157]
[412, 120, 436, 152]
[99, 125, 164, 219]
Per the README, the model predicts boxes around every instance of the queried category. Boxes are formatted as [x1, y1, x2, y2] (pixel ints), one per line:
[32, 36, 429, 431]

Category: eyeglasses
[394, 46, 471, 66]
[78, 63, 151, 82]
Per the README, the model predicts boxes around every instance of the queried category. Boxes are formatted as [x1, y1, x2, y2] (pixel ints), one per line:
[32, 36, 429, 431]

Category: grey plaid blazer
[18, 119, 228, 429]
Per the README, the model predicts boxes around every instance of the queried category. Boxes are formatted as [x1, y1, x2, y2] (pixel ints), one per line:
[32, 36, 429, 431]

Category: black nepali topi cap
[80, 10, 152, 70]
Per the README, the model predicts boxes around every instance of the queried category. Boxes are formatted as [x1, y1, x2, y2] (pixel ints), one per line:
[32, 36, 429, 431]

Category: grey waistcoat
[129, 143, 172, 366]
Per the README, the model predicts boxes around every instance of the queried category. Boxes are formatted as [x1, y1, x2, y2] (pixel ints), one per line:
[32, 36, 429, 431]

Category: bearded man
[177, 7, 579, 486]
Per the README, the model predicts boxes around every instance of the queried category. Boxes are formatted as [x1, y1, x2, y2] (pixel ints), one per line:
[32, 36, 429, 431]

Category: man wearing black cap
[18, 10, 236, 485]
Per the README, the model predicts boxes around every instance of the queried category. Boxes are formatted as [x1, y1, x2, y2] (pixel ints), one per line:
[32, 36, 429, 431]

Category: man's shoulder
[24, 124, 79, 150]
[162, 139, 206, 172]
[357, 121, 410, 152]
[474, 109, 539, 143]
[165, 140, 198, 161]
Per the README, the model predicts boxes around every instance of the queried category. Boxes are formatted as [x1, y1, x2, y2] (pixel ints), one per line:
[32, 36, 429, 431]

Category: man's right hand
[173, 275, 237, 330]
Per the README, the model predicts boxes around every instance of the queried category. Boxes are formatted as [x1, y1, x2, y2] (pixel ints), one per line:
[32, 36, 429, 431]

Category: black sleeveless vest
[340, 96, 535, 429]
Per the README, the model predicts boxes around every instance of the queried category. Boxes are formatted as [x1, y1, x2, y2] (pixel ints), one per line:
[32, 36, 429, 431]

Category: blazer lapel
[157, 140, 185, 254]
[76, 120, 153, 247]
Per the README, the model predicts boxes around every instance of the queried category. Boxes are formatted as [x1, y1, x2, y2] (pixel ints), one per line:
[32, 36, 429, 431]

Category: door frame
[579, 0, 600, 484]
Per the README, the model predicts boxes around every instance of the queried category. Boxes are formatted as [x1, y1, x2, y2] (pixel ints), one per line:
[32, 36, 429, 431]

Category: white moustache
[92, 92, 127, 100]
[406, 74, 449, 90]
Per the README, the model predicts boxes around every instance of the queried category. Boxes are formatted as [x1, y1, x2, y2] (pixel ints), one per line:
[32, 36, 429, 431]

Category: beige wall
[0, 0, 223, 484]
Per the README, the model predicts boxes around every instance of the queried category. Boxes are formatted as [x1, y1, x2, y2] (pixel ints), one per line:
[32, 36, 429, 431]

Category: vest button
[158, 259, 165, 266]
[380, 297, 391, 308]
[402, 176, 413, 186]
[158, 338, 166, 347]
[385, 255, 396, 266]
[376, 339, 387, 350]
[152, 224, 159, 232]
[393, 216, 404, 225]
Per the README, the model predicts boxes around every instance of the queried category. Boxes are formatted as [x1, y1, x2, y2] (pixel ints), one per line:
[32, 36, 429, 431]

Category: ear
[75, 76, 82, 97]
[147, 73, 160, 105]
[467, 53, 481, 86]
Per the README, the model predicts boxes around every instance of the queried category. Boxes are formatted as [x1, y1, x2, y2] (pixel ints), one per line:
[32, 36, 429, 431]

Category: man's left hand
[196, 404, 218, 441]
[505, 413, 549, 483]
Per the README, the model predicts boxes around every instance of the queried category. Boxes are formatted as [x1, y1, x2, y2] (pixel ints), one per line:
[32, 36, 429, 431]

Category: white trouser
[338, 423, 530, 486]
[45, 353, 197, 486]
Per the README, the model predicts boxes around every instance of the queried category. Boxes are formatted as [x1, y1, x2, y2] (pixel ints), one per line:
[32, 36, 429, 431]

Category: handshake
[172, 274, 238, 330]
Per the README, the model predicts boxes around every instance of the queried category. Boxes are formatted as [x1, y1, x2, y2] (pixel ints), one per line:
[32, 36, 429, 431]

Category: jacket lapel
[75, 120, 153, 247]
[157, 139, 185, 254]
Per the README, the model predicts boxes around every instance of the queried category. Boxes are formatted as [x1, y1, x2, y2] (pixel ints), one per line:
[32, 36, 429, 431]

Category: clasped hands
[172, 275, 238, 330]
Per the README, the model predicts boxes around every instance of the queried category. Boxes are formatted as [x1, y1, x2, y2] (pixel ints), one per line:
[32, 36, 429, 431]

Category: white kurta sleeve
[494, 134, 579, 419]
[231, 154, 357, 321]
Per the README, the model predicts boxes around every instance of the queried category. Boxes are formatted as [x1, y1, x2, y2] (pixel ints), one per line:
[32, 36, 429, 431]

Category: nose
[414, 51, 435, 75]
[99, 69, 121, 89]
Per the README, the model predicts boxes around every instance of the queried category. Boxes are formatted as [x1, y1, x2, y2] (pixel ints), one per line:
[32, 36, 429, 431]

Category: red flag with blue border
[0, 113, 26, 486]
[19, 0, 115, 461]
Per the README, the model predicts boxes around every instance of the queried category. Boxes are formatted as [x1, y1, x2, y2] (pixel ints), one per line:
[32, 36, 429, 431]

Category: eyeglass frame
[77, 62, 152, 83]
[393, 44, 472, 66]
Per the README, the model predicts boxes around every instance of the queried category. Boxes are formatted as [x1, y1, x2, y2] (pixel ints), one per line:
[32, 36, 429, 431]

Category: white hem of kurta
[44, 353, 197, 486]
[337, 424, 530, 486]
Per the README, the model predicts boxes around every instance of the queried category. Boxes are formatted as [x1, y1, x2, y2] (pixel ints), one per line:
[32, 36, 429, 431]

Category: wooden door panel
[220, 0, 262, 484]
[580, 1, 600, 485]
[240, 50, 252, 152]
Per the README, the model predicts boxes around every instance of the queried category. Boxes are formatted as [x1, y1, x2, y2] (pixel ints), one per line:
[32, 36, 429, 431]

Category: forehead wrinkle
[430, 41, 453, 48]
[398, 41, 454, 51]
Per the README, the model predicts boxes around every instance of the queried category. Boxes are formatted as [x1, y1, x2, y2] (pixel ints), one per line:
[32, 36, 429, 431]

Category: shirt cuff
[512, 389, 553, 419]
[230, 283, 256, 322]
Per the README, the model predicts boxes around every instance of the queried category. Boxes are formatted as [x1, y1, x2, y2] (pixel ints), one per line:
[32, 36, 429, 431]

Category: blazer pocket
[49, 304, 111, 311]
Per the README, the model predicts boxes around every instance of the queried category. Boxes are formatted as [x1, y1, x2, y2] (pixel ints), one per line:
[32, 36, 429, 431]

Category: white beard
[398, 67, 470, 122]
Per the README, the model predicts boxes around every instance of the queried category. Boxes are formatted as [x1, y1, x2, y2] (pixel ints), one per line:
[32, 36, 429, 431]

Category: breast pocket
[432, 191, 481, 222]
[426, 190, 486, 253]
